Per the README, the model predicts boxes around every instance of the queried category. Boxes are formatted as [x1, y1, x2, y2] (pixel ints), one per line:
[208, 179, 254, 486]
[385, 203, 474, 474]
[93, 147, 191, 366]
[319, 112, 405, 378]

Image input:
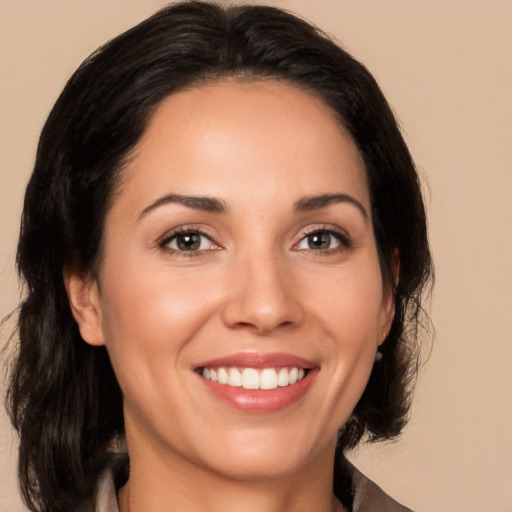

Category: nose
[221, 252, 304, 336]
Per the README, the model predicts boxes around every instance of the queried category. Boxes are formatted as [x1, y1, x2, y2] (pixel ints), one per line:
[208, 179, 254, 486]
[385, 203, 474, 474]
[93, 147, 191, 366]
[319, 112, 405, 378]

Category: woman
[6, 2, 433, 511]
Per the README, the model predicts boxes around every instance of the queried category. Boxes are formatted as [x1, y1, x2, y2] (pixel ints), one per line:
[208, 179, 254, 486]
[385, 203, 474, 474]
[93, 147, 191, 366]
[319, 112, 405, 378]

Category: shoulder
[351, 465, 414, 512]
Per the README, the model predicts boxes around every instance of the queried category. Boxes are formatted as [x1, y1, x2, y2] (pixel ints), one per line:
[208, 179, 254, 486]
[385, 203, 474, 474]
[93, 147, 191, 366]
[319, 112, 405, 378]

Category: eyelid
[156, 223, 351, 256]
[292, 225, 351, 251]
[157, 225, 221, 254]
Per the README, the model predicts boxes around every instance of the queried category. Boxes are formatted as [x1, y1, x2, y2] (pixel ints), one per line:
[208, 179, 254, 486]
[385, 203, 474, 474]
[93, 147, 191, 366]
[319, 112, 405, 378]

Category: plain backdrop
[1, 1, 511, 511]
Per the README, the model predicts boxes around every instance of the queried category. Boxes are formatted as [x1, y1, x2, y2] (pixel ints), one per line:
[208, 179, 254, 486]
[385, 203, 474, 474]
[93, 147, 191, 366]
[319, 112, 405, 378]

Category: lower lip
[198, 370, 317, 413]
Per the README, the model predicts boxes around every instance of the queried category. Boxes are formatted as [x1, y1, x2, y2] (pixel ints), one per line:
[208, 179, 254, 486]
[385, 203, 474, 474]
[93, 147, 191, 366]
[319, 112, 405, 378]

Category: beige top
[86, 457, 413, 512]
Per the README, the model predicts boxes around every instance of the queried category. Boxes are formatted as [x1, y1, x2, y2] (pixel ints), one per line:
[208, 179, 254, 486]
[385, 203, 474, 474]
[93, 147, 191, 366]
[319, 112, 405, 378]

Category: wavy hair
[6, 2, 433, 511]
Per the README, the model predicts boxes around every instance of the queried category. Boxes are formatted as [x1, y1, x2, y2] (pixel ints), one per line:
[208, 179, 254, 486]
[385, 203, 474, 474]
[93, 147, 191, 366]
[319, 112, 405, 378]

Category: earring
[375, 330, 386, 362]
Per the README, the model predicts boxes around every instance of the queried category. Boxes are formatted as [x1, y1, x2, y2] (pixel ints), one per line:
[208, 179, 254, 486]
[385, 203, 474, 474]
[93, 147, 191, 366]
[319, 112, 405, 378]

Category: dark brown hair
[6, 2, 433, 511]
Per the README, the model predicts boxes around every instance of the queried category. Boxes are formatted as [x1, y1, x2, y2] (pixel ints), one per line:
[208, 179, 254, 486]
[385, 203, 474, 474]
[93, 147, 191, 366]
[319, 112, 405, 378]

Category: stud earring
[375, 330, 386, 362]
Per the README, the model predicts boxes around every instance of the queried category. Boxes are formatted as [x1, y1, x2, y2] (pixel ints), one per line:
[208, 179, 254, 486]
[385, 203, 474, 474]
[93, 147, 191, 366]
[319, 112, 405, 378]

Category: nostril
[220, 270, 304, 334]
[230, 318, 296, 336]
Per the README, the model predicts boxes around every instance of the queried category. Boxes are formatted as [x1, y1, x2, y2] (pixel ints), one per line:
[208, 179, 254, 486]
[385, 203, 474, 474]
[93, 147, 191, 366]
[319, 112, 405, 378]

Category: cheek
[98, 260, 219, 375]
[106, 291, 193, 345]
[97, 265, 220, 433]
[305, 259, 385, 336]
[304, 256, 385, 389]
[100, 256, 242, 368]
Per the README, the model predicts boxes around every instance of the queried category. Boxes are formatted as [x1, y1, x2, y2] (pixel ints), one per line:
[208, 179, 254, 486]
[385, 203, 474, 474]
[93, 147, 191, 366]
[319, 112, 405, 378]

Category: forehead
[115, 80, 369, 214]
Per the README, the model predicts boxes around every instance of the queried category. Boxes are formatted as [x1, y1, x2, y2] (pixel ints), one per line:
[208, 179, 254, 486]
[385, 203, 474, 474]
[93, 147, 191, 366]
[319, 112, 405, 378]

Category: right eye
[293, 227, 350, 254]
[161, 229, 218, 254]
[296, 231, 343, 251]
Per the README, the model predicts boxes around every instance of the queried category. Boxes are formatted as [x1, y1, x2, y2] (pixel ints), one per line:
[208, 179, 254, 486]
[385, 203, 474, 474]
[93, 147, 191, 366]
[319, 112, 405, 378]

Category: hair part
[6, 2, 433, 511]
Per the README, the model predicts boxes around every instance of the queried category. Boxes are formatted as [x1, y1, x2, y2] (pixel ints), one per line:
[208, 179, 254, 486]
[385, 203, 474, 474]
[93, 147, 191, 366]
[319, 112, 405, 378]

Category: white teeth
[202, 366, 306, 389]
[260, 368, 278, 390]
[242, 368, 259, 389]
[218, 367, 229, 384]
[228, 368, 242, 387]
[277, 368, 289, 387]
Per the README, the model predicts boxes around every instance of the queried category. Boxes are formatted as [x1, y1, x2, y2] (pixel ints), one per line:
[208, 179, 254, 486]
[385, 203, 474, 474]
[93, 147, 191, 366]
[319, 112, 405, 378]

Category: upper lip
[194, 352, 318, 370]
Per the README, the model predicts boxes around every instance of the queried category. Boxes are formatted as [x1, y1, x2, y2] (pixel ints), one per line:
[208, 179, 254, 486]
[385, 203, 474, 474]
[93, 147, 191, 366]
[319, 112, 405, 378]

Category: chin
[190, 425, 336, 483]
[205, 451, 314, 483]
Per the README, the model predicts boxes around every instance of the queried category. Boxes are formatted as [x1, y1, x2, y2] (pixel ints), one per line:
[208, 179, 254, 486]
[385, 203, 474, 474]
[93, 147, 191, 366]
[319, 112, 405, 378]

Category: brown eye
[176, 233, 201, 251]
[164, 231, 215, 252]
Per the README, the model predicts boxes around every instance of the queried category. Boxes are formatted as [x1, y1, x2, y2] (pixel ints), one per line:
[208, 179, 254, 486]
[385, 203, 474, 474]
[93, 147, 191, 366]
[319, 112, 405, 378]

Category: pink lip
[194, 352, 319, 413]
[194, 352, 317, 370]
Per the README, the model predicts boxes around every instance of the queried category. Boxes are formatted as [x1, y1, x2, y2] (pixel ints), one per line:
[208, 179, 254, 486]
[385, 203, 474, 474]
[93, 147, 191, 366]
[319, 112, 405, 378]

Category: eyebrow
[139, 193, 227, 219]
[139, 192, 368, 220]
[294, 193, 368, 219]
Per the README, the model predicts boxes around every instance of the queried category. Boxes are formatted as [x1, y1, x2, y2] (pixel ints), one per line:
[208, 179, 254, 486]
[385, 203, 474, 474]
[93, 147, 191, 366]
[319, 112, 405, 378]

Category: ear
[392, 248, 400, 289]
[378, 249, 400, 345]
[64, 269, 105, 346]
[378, 290, 395, 346]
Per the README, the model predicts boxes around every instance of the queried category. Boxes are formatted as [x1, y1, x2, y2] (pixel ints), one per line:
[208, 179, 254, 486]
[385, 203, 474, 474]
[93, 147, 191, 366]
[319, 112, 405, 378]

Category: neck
[119, 474, 345, 512]
[118, 436, 346, 512]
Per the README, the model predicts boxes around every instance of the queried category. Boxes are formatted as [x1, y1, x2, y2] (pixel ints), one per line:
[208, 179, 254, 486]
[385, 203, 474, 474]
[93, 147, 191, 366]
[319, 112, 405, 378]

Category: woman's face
[71, 80, 394, 481]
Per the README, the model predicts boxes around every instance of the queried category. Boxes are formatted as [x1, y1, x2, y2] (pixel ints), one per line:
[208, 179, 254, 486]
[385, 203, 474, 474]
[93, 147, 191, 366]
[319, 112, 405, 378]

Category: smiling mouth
[200, 366, 308, 390]
[194, 353, 317, 411]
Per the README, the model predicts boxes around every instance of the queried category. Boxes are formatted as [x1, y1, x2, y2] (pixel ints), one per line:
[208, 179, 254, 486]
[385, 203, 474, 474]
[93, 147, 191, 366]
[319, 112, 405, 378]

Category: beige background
[1, 1, 511, 511]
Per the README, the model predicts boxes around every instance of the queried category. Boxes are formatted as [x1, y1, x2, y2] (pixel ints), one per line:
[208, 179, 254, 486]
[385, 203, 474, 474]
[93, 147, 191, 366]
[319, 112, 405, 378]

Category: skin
[66, 80, 394, 512]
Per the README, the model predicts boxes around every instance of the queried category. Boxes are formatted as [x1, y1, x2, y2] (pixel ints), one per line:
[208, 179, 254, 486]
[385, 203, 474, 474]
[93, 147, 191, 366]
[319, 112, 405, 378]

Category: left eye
[296, 230, 344, 251]
[165, 231, 214, 252]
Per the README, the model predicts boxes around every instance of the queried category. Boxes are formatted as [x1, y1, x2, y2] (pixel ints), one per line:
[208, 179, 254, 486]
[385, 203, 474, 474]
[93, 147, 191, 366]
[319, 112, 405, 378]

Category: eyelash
[294, 226, 351, 255]
[157, 225, 351, 257]
[158, 227, 218, 258]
